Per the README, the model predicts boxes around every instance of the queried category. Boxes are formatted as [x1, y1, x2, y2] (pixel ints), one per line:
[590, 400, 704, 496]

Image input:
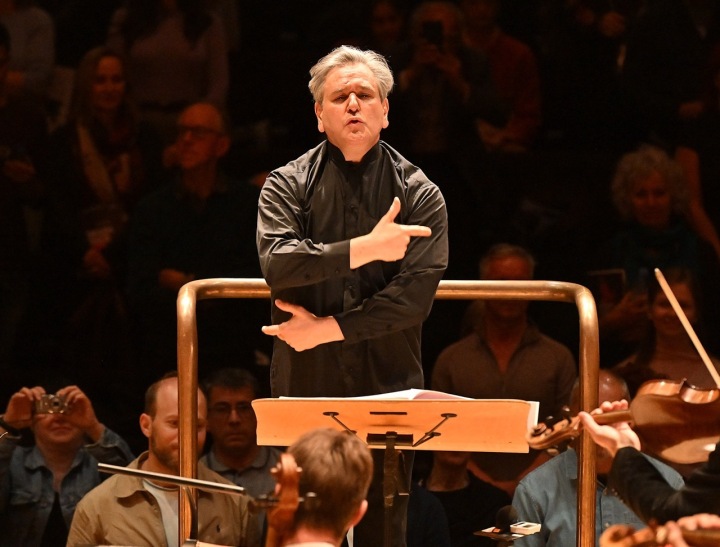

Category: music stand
[253, 390, 538, 547]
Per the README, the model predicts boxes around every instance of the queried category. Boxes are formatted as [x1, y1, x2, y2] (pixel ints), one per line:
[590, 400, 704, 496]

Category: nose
[347, 93, 360, 112]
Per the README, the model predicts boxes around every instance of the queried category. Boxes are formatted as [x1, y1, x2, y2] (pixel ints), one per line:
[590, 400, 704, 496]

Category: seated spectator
[270, 428, 373, 547]
[126, 102, 265, 381]
[592, 145, 720, 363]
[106, 0, 229, 143]
[513, 369, 684, 547]
[419, 450, 510, 546]
[0, 383, 133, 546]
[0, 0, 53, 97]
[38, 46, 164, 414]
[461, 0, 542, 152]
[432, 243, 576, 496]
[0, 21, 46, 376]
[201, 367, 281, 532]
[67, 372, 260, 546]
[613, 267, 720, 397]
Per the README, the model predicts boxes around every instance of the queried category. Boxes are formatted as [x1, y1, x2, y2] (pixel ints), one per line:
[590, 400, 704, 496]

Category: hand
[350, 197, 431, 269]
[261, 299, 344, 351]
[56, 385, 104, 442]
[578, 399, 641, 457]
[662, 514, 720, 547]
[4, 386, 46, 429]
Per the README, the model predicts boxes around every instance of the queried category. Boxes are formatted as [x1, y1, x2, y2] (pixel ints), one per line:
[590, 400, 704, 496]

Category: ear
[349, 500, 368, 529]
[315, 102, 325, 134]
[139, 413, 152, 440]
[382, 98, 389, 129]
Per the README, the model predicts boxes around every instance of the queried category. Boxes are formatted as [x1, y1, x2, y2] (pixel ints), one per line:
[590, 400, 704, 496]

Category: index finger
[401, 225, 432, 238]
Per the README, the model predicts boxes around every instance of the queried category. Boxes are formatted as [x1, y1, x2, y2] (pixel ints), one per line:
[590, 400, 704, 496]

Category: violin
[527, 379, 720, 464]
[265, 452, 301, 547]
[600, 522, 720, 547]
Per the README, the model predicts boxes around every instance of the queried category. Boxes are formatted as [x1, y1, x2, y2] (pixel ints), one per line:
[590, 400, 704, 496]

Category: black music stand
[253, 390, 538, 547]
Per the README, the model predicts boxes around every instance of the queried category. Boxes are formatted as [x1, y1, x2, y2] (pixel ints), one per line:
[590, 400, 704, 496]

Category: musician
[275, 428, 373, 547]
[257, 44, 449, 546]
[579, 400, 720, 523]
[67, 373, 261, 546]
[513, 370, 683, 546]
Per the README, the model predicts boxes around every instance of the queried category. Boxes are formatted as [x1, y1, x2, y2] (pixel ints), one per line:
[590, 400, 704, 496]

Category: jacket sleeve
[85, 427, 134, 468]
[609, 445, 720, 521]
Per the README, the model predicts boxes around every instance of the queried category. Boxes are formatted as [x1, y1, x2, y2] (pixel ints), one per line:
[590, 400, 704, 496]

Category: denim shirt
[0, 427, 133, 546]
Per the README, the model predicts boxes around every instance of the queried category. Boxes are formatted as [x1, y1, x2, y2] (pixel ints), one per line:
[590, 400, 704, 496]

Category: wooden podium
[253, 389, 539, 547]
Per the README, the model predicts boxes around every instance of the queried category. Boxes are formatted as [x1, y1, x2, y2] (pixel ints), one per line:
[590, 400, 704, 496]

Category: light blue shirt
[512, 449, 684, 546]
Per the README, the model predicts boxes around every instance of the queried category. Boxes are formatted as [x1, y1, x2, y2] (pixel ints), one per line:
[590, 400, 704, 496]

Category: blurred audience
[432, 243, 576, 496]
[591, 145, 720, 364]
[106, 0, 229, 143]
[0, 0, 54, 97]
[461, 0, 541, 153]
[0, 21, 46, 374]
[613, 267, 720, 396]
[0, 384, 133, 547]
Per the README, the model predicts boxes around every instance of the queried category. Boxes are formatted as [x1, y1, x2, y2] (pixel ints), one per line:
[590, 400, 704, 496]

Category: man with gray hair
[257, 45, 449, 546]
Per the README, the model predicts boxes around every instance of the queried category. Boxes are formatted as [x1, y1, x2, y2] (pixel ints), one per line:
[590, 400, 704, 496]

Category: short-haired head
[611, 144, 689, 220]
[288, 428, 373, 538]
[178, 101, 231, 136]
[201, 367, 261, 400]
[309, 45, 394, 103]
[569, 369, 631, 414]
[144, 371, 180, 417]
[479, 243, 536, 279]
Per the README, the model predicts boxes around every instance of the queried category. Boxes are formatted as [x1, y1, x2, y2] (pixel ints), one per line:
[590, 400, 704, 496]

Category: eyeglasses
[209, 402, 254, 417]
[176, 125, 223, 140]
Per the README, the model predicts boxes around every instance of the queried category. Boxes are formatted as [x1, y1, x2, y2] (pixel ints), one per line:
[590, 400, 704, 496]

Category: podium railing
[176, 278, 600, 547]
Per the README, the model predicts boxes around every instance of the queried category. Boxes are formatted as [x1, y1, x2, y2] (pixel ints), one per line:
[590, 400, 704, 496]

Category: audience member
[0, 384, 133, 546]
[592, 145, 720, 364]
[257, 44, 448, 547]
[406, 478, 453, 547]
[387, 0, 498, 278]
[201, 367, 281, 533]
[362, 0, 409, 70]
[126, 102, 264, 382]
[106, 0, 229, 143]
[461, 0, 542, 152]
[37, 47, 164, 416]
[578, 398, 720, 522]
[613, 267, 720, 398]
[269, 428, 373, 547]
[420, 450, 511, 547]
[432, 243, 577, 496]
[67, 373, 260, 546]
[513, 369, 684, 546]
[0, 0, 53, 97]
[0, 20, 46, 377]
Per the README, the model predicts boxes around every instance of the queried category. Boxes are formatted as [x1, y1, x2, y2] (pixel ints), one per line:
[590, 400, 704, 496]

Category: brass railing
[177, 278, 600, 546]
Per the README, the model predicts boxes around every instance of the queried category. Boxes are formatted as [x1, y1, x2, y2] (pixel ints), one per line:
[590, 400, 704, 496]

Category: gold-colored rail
[177, 278, 600, 547]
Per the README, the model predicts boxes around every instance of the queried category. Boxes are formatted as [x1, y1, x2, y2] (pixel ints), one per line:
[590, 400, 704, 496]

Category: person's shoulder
[517, 450, 573, 490]
[269, 141, 327, 180]
[13, 5, 53, 26]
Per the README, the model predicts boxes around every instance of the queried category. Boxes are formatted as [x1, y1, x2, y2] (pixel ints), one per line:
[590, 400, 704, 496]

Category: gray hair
[308, 45, 394, 103]
[611, 145, 689, 220]
[479, 243, 536, 279]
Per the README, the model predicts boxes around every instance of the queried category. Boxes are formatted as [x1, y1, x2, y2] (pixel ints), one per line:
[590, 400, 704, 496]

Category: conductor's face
[315, 62, 389, 162]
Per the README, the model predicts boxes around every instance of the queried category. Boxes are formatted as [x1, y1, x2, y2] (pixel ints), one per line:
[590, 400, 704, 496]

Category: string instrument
[527, 378, 720, 464]
[264, 452, 301, 547]
[600, 522, 720, 547]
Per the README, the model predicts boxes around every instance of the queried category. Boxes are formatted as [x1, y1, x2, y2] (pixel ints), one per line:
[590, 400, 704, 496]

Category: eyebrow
[329, 83, 376, 96]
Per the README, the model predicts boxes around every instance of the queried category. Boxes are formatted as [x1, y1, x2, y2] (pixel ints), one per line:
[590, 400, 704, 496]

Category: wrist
[84, 421, 105, 444]
[0, 414, 24, 437]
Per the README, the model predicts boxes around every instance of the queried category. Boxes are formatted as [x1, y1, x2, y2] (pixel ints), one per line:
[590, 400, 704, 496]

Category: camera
[421, 20, 444, 48]
[34, 394, 68, 415]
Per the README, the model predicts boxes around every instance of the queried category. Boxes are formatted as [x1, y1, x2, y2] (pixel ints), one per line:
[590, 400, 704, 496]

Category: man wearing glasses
[201, 367, 281, 530]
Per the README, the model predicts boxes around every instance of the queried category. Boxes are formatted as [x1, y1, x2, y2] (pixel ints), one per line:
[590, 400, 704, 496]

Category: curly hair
[611, 145, 689, 221]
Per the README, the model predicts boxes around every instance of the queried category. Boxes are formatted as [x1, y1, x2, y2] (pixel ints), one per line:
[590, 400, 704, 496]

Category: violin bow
[654, 268, 720, 388]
